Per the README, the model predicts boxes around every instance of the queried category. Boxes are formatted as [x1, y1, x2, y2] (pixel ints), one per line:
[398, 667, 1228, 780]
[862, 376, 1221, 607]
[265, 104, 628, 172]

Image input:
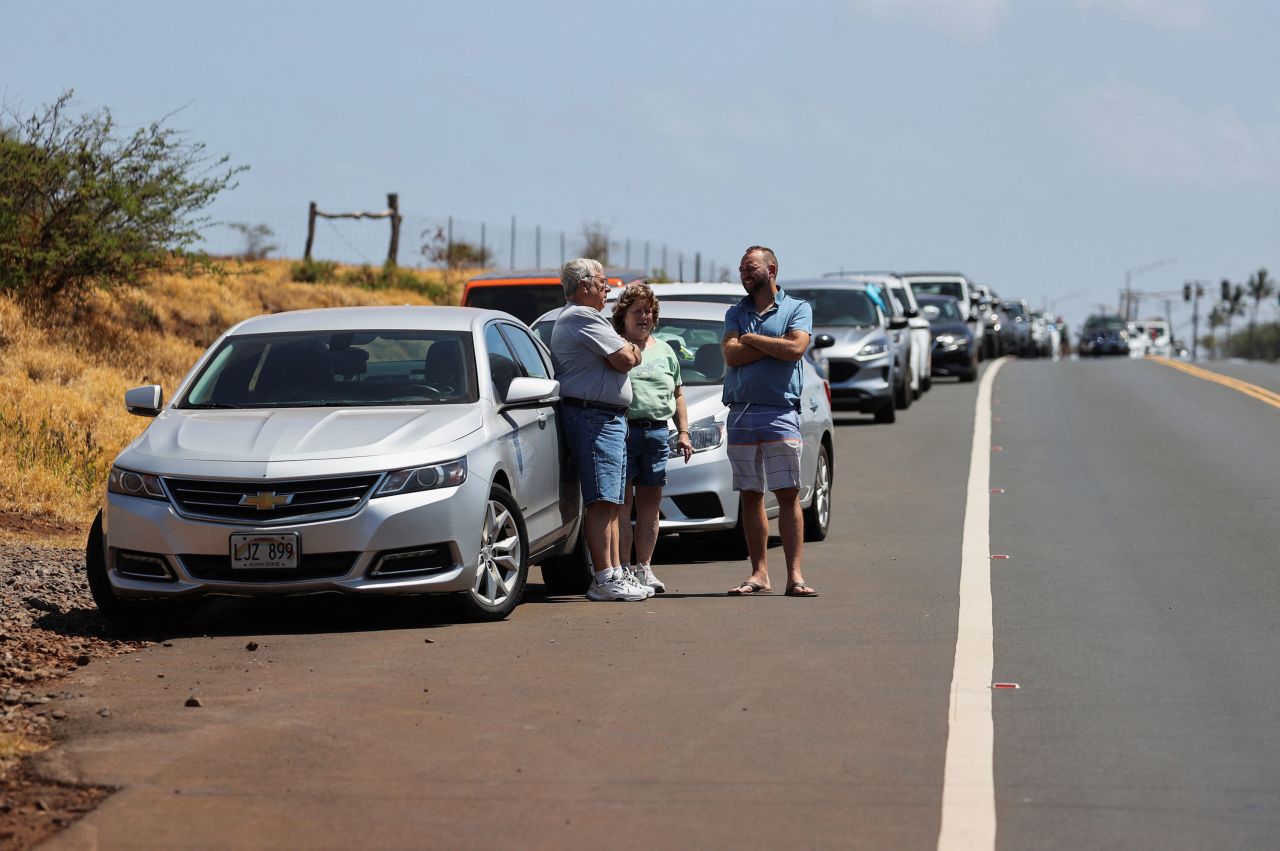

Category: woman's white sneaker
[636, 564, 665, 594]
[587, 570, 649, 602]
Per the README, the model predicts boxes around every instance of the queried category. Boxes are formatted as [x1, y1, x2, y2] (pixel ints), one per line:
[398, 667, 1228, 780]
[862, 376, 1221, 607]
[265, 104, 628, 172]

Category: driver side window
[484, 324, 520, 399]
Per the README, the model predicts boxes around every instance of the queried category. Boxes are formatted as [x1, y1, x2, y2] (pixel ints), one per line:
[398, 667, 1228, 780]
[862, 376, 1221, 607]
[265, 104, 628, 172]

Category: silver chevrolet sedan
[533, 300, 834, 559]
[88, 306, 586, 631]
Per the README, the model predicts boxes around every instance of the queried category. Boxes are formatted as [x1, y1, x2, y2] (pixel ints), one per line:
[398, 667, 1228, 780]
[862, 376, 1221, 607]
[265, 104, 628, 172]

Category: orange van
[461, 267, 646, 325]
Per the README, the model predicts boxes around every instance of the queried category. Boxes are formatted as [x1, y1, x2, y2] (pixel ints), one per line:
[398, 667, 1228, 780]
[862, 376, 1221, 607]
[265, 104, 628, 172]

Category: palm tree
[1221, 281, 1247, 358]
[1207, 304, 1227, 359]
[1246, 268, 1277, 359]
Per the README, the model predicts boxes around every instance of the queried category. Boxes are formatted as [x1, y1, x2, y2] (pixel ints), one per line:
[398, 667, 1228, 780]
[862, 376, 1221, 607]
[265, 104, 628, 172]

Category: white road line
[937, 357, 1008, 851]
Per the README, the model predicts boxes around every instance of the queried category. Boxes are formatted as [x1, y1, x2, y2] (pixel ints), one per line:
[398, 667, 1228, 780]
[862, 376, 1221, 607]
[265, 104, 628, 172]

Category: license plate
[230, 533, 300, 569]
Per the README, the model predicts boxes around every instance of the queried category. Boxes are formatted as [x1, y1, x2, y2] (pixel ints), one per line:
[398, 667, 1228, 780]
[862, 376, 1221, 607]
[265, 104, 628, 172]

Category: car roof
[820, 271, 903, 284]
[467, 267, 645, 284]
[783, 278, 874, 292]
[605, 281, 742, 300]
[532, 298, 732, 328]
[227, 305, 503, 335]
[900, 272, 971, 281]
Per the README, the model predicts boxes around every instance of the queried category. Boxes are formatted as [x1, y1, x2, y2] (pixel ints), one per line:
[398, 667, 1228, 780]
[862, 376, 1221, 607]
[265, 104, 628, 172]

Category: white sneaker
[636, 564, 665, 594]
[587, 571, 649, 602]
[625, 568, 656, 598]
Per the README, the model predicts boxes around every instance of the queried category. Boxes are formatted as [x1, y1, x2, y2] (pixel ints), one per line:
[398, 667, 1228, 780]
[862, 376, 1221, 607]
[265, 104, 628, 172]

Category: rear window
[910, 281, 965, 301]
[464, 284, 565, 325]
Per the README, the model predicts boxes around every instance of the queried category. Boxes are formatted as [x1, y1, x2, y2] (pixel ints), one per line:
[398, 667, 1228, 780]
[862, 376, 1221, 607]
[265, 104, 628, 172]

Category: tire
[540, 524, 592, 595]
[458, 486, 528, 621]
[894, 364, 912, 410]
[85, 511, 198, 636]
[802, 442, 832, 543]
[873, 399, 896, 423]
[959, 368, 977, 383]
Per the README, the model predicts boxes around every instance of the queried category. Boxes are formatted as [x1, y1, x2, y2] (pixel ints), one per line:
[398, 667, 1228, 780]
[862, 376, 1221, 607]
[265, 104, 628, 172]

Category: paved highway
[39, 357, 1280, 850]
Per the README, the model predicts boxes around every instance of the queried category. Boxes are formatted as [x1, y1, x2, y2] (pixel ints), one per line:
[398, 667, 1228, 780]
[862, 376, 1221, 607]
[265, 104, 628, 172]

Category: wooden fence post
[386, 193, 400, 267]
[304, 201, 317, 260]
[695, 252, 701, 281]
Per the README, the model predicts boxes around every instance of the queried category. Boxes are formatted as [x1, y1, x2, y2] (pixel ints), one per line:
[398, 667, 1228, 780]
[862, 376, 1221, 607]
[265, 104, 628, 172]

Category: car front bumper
[101, 472, 491, 599]
[823, 356, 893, 411]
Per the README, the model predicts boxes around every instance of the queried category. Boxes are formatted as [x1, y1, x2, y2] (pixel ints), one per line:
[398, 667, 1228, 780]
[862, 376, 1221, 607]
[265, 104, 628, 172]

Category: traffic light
[1221, 280, 1231, 301]
[1183, 283, 1191, 302]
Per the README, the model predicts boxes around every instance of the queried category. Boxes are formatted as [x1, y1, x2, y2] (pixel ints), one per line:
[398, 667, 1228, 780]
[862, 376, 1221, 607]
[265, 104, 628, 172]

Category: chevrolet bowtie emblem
[239, 491, 294, 511]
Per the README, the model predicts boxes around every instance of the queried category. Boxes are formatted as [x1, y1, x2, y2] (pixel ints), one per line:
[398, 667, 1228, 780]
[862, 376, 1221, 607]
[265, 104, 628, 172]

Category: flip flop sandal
[785, 583, 819, 597]
[728, 581, 769, 595]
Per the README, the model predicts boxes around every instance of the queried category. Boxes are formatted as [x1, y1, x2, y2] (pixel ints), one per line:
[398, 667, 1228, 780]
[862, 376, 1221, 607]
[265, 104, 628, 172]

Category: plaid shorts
[726, 403, 802, 493]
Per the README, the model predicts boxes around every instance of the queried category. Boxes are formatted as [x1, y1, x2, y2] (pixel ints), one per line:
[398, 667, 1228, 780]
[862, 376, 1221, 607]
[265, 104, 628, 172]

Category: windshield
[652, 318, 726, 385]
[789, 289, 878, 327]
[1084, 316, 1125, 332]
[180, 330, 476, 408]
[919, 299, 964, 323]
[1002, 302, 1026, 318]
[464, 284, 566, 325]
[909, 281, 965, 301]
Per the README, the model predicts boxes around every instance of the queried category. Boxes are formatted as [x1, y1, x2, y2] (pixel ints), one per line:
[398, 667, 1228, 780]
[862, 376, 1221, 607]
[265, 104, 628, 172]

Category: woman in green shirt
[612, 283, 693, 593]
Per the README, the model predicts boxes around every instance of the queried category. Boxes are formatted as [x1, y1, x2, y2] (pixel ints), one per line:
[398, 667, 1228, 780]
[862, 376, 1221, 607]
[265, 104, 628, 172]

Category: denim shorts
[559, 404, 626, 505]
[726, 403, 802, 493]
[626, 423, 671, 487]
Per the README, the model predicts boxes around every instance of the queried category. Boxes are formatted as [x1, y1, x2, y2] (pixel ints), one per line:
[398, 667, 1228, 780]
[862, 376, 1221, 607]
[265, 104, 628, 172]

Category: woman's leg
[618, 481, 635, 566]
[633, 485, 663, 567]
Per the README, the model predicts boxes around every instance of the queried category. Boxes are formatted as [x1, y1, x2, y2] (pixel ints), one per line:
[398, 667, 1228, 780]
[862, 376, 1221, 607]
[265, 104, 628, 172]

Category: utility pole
[1124, 258, 1175, 321]
[1185, 280, 1206, 361]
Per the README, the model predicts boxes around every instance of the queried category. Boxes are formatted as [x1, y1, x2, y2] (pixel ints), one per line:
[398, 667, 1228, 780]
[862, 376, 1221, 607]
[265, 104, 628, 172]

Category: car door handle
[808, 400, 819, 411]
[537, 411, 548, 429]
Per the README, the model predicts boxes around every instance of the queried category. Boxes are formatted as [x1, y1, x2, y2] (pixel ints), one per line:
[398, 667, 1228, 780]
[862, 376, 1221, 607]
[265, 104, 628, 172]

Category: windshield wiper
[180, 402, 242, 409]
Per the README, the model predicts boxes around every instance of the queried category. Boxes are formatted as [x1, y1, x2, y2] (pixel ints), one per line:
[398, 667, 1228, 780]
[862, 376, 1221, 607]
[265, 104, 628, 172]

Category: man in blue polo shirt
[721, 246, 819, 597]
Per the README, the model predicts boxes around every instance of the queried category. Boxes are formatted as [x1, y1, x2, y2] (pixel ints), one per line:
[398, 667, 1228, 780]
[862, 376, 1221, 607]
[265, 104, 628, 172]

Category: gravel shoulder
[1, 535, 146, 849]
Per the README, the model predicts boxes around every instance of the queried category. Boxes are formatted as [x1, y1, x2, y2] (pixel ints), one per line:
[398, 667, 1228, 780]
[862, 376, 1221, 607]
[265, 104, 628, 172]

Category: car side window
[499, 324, 550, 380]
[484, 324, 520, 399]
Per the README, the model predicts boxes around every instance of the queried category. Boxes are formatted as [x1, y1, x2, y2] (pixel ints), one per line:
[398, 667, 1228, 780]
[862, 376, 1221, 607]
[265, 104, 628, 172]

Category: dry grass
[0, 260, 460, 539]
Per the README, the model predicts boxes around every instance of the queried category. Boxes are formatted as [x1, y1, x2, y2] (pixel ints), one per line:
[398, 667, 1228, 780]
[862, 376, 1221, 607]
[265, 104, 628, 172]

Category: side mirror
[502, 376, 559, 410]
[812, 334, 836, 350]
[124, 385, 163, 417]
[889, 316, 909, 330]
[904, 307, 919, 319]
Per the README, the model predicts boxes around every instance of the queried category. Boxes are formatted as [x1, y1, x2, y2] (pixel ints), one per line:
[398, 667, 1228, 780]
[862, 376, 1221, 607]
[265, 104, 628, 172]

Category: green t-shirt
[627, 339, 682, 421]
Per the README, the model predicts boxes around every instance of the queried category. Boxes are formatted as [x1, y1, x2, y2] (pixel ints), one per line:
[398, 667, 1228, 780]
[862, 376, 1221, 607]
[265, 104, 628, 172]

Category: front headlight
[935, 333, 957, 346]
[670, 415, 724, 454]
[107, 466, 167, 500]
[374, 458, 468, 497]
[854, 341, 888, 360]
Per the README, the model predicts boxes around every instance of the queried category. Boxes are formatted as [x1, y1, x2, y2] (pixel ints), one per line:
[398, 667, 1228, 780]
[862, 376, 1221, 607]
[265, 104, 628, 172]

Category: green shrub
[290, 258, 339, 283]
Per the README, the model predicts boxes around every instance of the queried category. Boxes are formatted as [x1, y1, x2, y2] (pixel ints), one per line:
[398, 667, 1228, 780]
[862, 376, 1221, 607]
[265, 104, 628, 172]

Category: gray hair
[561, 258, 604, 299]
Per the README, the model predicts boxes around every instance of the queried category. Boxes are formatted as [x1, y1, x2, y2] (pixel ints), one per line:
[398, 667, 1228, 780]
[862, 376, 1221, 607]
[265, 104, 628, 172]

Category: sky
[5, 0, 1279, 334]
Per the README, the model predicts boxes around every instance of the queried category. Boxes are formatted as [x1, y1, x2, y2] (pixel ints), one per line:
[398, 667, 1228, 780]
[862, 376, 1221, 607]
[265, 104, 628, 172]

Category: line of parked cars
[89, 266, 1055, 630]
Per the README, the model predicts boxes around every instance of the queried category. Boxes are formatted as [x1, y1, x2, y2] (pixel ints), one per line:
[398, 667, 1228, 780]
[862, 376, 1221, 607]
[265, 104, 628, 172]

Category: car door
[485, 323, 561, 546]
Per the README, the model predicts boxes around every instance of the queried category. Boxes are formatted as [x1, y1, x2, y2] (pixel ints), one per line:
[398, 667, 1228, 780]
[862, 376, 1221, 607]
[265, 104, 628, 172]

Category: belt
[561, 397, 628, 416]
[627, 417, 669, 429]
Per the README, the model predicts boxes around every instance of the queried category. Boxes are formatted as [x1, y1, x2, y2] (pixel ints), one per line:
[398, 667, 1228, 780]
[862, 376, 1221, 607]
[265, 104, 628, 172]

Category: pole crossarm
[315, 208, 395, 220]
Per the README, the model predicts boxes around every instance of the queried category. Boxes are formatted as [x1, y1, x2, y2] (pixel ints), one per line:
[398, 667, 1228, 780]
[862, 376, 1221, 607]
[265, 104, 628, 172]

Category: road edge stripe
[937, 356, 1008, 851]
[1149, 357, 1280, 409]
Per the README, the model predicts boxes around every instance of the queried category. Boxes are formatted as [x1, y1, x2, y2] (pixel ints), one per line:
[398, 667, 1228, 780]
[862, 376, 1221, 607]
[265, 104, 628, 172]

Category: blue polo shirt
[721, 287, 813, 407]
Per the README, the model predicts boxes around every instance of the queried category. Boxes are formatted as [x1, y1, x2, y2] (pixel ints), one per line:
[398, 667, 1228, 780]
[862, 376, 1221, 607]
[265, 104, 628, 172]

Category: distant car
[1126, 321, 1149, 358]
[532, 301, 834, 558]
[1078, 314, 1129, 356]
[819, 273, 916, 411]
[888, 280, 934, 397]
[1144, 318, 1172, 357]
[462, 267, 645, 325]
[902, 272, 982, 357]
[973, 284, 1003, 359]
[999, 299, 1032, 356]
[917, 295, 978, 382]
[786, 280, 903, 423]
[88, 306, 592, 632]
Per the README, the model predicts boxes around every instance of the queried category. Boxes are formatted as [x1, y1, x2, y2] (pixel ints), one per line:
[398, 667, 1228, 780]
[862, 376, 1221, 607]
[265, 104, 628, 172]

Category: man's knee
[771, 486, 800, 505]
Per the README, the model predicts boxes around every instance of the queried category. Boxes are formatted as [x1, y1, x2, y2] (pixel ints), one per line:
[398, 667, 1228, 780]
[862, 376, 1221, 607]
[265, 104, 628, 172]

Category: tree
[1207, 304, 1227, 359]
[580, 220, 609, 264]
[228, 222, 277, 260]
[421, 226, 490, 269]
[1220, 281, 1247, 357]
[1246, 267, 1276, 359]
[0, 91, 246, 301]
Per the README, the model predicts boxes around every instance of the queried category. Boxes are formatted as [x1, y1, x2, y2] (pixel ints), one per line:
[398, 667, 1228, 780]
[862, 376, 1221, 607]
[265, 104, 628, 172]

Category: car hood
[130, 406, 484, 463]
[813, 324, 887, 355]
[680, 384, 726, 422]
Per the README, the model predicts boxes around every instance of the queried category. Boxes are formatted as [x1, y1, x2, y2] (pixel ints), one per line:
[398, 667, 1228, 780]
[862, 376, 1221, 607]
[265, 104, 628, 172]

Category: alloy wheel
[473, 497, 522, 607]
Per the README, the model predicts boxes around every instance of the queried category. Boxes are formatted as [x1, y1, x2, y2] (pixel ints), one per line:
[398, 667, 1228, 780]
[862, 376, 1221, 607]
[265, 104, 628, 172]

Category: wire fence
[196, 204, 731, 282]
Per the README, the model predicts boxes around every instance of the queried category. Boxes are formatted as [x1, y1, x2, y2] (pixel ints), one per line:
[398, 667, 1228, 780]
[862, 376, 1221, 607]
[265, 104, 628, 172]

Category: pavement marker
[937, 356, 1009, 851]
[1149, 357, 1280, 410]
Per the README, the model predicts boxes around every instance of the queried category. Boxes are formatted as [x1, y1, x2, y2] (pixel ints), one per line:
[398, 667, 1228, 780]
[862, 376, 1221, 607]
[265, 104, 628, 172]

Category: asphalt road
[36, 357, 1280, 850]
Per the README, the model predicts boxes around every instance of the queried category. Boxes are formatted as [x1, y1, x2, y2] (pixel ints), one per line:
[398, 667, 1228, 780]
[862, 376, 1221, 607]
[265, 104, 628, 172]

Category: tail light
[822, 380, 831, 409]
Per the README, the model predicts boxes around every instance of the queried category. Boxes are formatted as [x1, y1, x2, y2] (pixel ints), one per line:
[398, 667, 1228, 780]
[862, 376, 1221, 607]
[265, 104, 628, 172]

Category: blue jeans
[626, 423, 671, 486]
[559, 405, 626, 505]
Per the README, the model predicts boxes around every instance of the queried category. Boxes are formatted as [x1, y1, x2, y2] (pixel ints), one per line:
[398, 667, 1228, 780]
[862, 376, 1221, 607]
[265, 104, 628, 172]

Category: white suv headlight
[670, 415, 724, 454]
[855, 341, 889, 360]
[107, 466, 167, 500]
[374, 458, 467, 497]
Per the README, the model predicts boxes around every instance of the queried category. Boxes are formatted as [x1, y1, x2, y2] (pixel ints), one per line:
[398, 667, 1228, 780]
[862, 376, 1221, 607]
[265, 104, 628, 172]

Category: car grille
[826, 360, 860, 383]
[164, 474, 382, 523]
[180, 551, 359, 582]
[671, 492, 723, 520]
